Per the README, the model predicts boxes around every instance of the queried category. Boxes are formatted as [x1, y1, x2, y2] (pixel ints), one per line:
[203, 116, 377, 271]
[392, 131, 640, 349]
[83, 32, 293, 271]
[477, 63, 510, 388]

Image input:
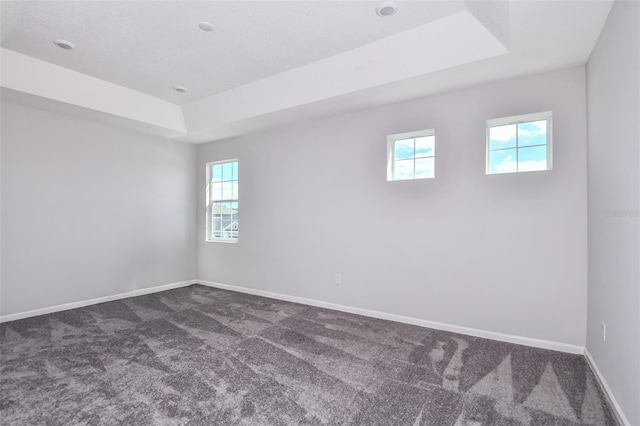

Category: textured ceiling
[0, 0, 615, 142]
[0, 1, 466, 104]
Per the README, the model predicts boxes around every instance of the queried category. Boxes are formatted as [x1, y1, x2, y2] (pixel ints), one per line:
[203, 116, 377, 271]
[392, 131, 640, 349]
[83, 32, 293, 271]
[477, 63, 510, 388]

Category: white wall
[0, 100, 197, 317]
[586, 1, 640, 424]
[197, 67, 588, 346]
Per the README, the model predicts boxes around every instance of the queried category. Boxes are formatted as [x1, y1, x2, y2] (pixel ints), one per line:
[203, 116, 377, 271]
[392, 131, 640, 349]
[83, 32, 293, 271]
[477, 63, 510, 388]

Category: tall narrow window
[387, 129, 436, 181]
[486, 111, 552, 174]
[206, 159, 238, 242]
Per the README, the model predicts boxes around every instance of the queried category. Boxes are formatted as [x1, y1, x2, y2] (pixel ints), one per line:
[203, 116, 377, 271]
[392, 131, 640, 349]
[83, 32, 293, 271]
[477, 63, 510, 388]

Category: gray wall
[586, 1, 640, 424]
[197, 67, 589, 346]
[0, 101, 197, 316]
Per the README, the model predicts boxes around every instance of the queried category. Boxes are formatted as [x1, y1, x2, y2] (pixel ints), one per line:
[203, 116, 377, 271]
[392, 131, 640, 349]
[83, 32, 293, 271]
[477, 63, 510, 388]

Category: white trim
[205, 238, 238, 244]
[0, 280, 196, 323]
[584, 348, 631, 426]
[487, 111, 553, 128]
[1, 277, 588, 356]
[197, 280, 584, 354]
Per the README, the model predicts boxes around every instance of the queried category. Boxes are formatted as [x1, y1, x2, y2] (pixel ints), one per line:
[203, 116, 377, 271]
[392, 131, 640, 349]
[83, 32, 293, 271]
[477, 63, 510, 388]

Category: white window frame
[206, 159, 238, 243]
[486, 111, 553, 175]
[387, 128, 436, 181]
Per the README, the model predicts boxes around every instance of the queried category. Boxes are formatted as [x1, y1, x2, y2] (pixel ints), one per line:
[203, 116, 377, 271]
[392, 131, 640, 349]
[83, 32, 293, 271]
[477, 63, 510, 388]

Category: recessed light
[376, 2, 398, 17]
[173, 85, 188, 93]
[53, 39, 75, 50]
[198, 21, 214, 32]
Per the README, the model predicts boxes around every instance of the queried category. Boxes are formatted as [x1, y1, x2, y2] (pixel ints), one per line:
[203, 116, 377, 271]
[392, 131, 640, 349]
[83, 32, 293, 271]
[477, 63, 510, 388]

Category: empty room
[1, 0, 638, 425]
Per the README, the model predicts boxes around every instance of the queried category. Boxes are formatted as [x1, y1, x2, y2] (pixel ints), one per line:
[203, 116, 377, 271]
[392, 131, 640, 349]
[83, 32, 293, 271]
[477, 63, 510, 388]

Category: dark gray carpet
[0, 284, 617, 425]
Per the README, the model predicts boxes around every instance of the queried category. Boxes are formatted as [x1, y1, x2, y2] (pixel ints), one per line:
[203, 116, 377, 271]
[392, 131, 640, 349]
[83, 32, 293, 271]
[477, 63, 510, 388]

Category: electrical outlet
[601, 322, 606, 342]
[335, 274, 341, 284]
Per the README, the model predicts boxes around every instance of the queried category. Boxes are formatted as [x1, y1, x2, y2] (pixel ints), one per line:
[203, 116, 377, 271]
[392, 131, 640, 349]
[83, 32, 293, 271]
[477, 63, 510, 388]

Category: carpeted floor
[0, 284, 617, 425]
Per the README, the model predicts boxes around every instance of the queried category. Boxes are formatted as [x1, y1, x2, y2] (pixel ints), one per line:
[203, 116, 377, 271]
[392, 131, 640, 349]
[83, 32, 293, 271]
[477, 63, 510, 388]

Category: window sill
[206, 238, 238, 244]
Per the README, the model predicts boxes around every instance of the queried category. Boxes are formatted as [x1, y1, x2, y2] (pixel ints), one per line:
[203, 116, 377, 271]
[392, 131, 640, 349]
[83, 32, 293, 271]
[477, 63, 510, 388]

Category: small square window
[206, 159, 238, 242]
[486, 111, 552, 174]
[387, 129, 435, 181]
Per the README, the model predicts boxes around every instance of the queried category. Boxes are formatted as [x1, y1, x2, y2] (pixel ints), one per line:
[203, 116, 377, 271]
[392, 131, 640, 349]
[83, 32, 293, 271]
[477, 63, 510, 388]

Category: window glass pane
[211, 182, 222, 201]
[415, 157, 435, 179]
[231, 161, 238, 180]
[518, 120, 547, 147]
[222, 182, 233, 200]
[221, 212, 232, 237]
[489, 124, 517, 150]
[517, 146, 547, 171]
[212, 164, 222, 182]
[221, 216, 232, 227]
[486, 113, 551, 175]
[222, 162, 233, 181]
[489, 148, 517, 174]
[415, 136, 435, 157]
[394, 159, 414, 180]
[212, 216, 221, 232]
[208, 160, 238, 240]
[394, 138, 415, 160]
[232, 181, 238, 199]
[231, 202, 238, 237]
[387, 130, 436, 181]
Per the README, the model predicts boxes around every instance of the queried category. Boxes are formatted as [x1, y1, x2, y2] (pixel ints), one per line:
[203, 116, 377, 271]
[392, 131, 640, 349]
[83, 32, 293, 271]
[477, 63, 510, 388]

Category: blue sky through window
[517, 120, 546, 147]
[489, 124, 516, 150]
[211, 161, 239, 201]
[488, 118, 548, 174]
[391, 134, 435, 180]
[209, 160, 239, 240]
[394, 139, 414, 160]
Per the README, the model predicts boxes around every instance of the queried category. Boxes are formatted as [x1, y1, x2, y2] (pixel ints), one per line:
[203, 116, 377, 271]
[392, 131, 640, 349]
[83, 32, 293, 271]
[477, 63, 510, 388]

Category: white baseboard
[1, 278, 585, 356]
[196, 280, 584, 355]
[584, 348, 631, 426]
[0, 279, 197, 323]
[4, 278, 627, 422]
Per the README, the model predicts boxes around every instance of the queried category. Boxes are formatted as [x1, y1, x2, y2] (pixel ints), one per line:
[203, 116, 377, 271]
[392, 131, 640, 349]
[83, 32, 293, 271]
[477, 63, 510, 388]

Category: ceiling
[1, 0, 468, 104]
[0, 0, 614, 143]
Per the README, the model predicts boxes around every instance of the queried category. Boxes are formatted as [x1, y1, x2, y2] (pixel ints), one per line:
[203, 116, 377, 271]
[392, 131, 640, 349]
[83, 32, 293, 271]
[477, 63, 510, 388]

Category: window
[486, 111, 552, 174]
[206, 159, 238, 242]
[387, 129, 435, 180]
